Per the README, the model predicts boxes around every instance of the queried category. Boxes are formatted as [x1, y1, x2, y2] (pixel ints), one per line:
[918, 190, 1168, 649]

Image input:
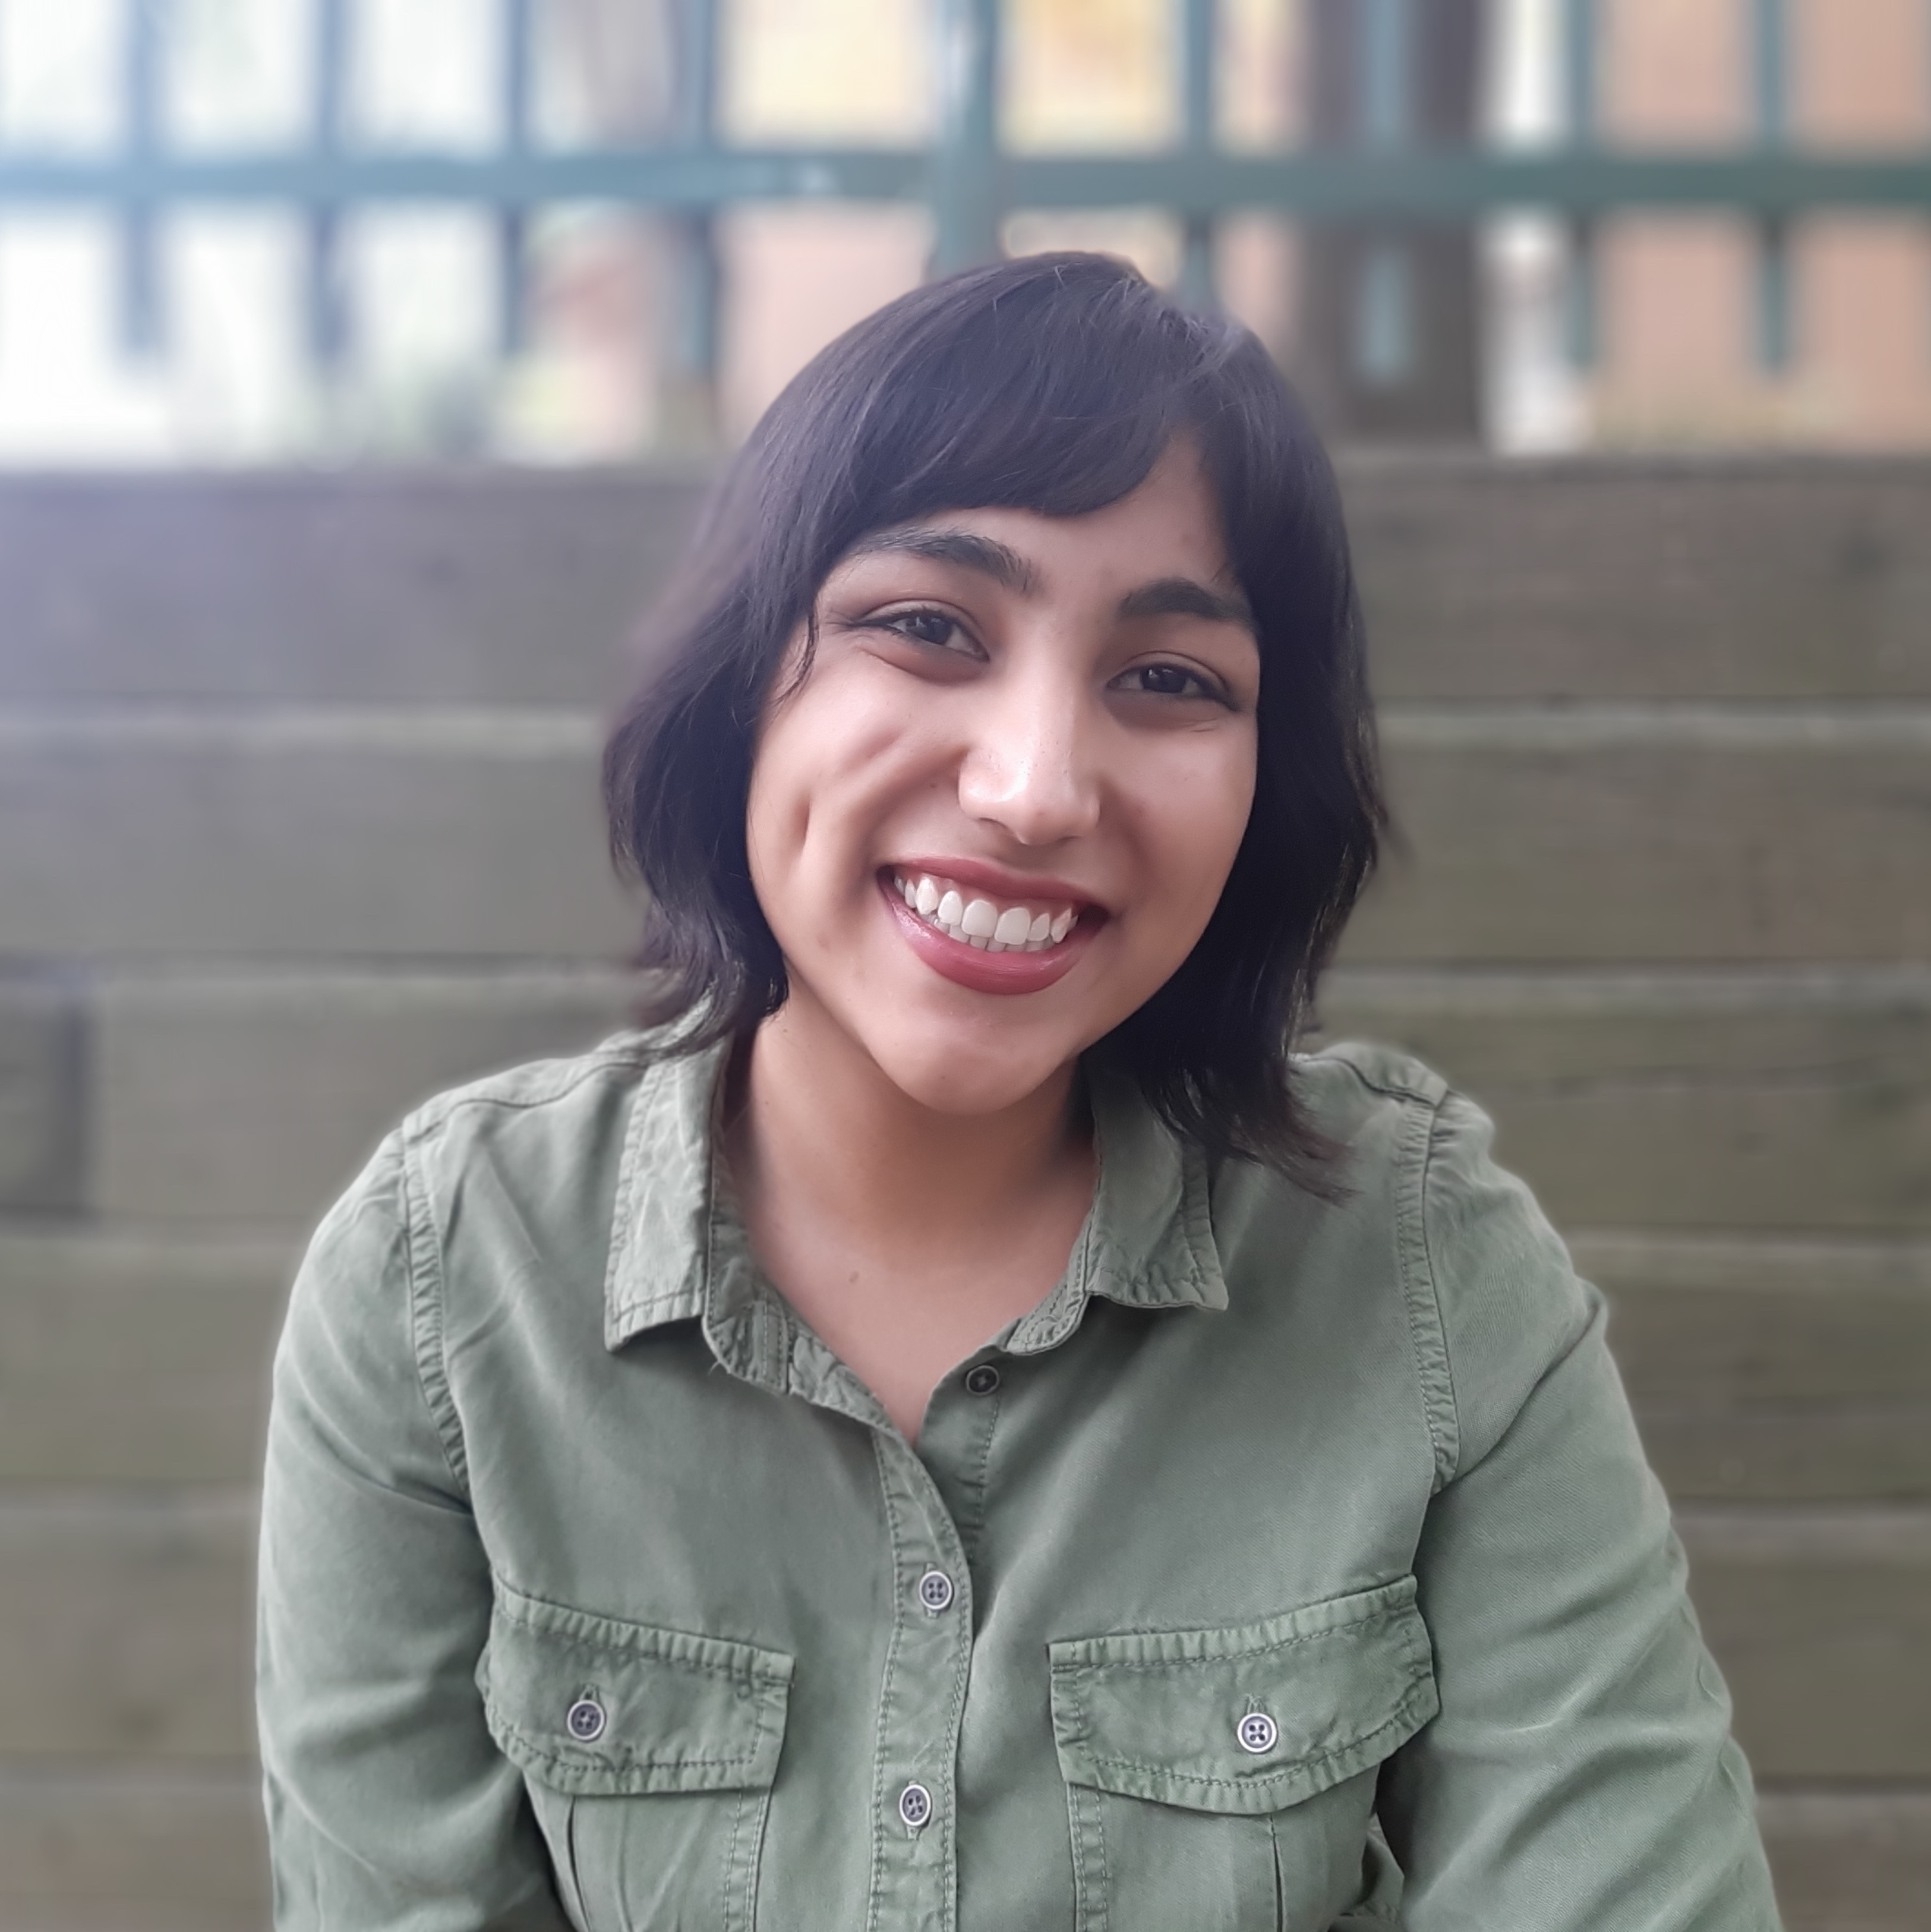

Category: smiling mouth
[888, 869, 1086, 952]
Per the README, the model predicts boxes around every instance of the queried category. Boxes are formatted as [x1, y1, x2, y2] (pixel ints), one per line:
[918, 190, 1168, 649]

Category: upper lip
[885, 856, 1109, 913]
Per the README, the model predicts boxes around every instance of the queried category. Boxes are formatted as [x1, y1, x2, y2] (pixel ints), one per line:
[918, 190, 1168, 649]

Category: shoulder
[383, 1029, 703, 1207]
[1294, 1039, 1599, 1483]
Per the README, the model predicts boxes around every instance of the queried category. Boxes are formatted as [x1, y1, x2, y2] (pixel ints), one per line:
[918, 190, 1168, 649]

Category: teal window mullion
[1176, 0, 1217, 309]
[496, 0, 535, 357]
[121, 0, 166, 357]
[1753, 0, 1793, 371]
[930, 0, 1001, 275]
[307, 0, 351, 368]
[1563, 0, 1598, 370]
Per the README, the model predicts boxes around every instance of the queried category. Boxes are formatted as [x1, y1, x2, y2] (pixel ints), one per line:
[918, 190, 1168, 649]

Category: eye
[1112, 661, 1228, 702]
[881, 607, 970, 652]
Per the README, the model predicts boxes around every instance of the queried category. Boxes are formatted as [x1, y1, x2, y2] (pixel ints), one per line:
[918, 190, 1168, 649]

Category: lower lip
[879, 875, 1098, 996]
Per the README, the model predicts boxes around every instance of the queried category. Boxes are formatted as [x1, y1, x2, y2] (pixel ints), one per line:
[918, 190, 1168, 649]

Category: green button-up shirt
[257, 1035, 1781, 1931]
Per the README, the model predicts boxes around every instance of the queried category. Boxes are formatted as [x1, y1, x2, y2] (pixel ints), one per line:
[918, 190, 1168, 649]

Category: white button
[916, 1569, 955, 1614]
[1236, 1710, 1277, 1755]
[898, 1781, 934, 1830]
[566, 1695, 607, 1743]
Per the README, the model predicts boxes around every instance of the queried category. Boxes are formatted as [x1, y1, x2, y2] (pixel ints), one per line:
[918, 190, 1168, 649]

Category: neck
[731, 997, 1087, 1252]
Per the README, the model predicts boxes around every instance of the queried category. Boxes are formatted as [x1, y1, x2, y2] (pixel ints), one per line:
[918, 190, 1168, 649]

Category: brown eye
[1116, 663, 1222, 701]
[888, 609, 964, 650]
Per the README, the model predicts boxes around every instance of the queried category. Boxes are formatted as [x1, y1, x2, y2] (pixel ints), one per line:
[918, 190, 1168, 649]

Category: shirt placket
[860, 1420, 978, 1932]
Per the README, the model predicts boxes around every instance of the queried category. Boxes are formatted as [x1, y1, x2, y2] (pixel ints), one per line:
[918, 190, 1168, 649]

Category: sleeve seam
[397, 1123, 472, 1497]
[1400, 1088, 1462, 1491]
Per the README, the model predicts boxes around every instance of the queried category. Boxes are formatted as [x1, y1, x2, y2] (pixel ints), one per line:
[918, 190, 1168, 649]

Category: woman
[257, 254, 1780, 1930]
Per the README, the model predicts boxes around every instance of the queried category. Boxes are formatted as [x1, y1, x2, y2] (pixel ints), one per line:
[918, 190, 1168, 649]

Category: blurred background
[0, 2, 1926, 1927]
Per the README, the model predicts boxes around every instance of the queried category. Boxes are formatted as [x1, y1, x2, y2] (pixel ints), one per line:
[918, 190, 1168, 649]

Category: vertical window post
[497, 0, 535, 358]
[308, 0, 350, 369]
[931, 0, 1002, 274]
[1753, 0, 1791, 371]
[1176, 0, 1219, 310]
[121, 0, 166, 358]
[1563, 0, 1598, 369]
[661, 0, 721, 446]
[1299, 0, 1486, 440]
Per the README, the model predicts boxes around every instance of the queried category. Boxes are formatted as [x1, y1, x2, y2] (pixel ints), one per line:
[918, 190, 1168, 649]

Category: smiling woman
[255, 256, 1782, 1932]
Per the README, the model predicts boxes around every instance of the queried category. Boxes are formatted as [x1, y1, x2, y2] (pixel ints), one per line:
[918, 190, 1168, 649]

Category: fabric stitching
[863, 1432, 911, 1932]
[1052, 1613, 1412, 1675]
[482, 1698, 777, 1779]
[492, 1583, 790, 1679]
[955, 1387, 1000, 1569]
[1062, 1673, 1437, 1797]
[406, 1038, 657, 1136]
[1394, 1088, 1460, 1490]
[396, 1130, 470, 1495]
[601, 1067, 657, 1332]
[936, 1504, 974, 1932]
[1049, 1588, 1419, 1671]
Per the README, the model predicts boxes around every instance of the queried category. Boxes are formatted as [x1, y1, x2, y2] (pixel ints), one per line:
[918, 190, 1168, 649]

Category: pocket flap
[1047, 1575, 1437, 1816]
[481, 1578, 793, 1798]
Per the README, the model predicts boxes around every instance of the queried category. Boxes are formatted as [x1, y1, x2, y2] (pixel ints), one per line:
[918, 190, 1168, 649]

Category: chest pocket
[479, 1577, 793, 1932]
[1048, 1575, 1437, 1932]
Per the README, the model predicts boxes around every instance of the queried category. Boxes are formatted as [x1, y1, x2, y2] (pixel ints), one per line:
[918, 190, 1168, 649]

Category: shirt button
[916, 1568, 955, 1614]
[566, 1694, 608, 1744]
[1236, 1710, 1278, 1755]
[898, 1781, 935, 1831]
[964, 1363, 1001, 1395]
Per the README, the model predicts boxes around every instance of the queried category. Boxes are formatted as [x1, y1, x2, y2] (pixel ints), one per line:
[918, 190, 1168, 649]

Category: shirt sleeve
[1374, 1088, 1783, 1931]
[256, 1132, 571, 1931]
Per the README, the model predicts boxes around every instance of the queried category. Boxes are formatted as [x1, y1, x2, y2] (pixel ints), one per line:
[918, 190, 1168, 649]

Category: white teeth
[894, 872, 1084, 956]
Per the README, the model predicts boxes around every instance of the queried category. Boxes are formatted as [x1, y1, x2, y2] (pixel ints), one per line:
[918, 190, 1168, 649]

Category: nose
[955, 664, 1102, 847]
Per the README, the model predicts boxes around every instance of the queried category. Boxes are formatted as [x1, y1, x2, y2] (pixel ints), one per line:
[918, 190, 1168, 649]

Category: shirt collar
[602, 1038, 1229, 1373]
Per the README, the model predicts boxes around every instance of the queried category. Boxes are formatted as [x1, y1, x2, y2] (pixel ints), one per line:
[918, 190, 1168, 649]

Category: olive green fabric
[257, 1036, 1781, 1931]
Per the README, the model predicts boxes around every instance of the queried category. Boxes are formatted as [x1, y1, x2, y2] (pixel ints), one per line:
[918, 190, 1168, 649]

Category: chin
[863, 1026, 1076, 1119]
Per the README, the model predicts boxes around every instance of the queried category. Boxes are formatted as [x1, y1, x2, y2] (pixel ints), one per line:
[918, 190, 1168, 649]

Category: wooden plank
[4, 461, 1929, 708]
[0, 972, 85, 1215]
[1315, 969, 1931, 1234]
[0, 708, 640, 960]
[0, 1492, 254, 1760]
[1681, 1508, 1931, 1782]
[0, 1758, 265, 1932]
[91, 966, 645, 1226]
[4, 704, 1923, 966]
[1639, 1408, 1931, 1505]
[1343, 455, 1931, 700]
[1757, 1789, 1931, 1932]
[0, 1230, 295, 1485]
[4, 1218, 1920, 1498]
[0, 1496, 1919, 1782]
[1579, 1234, 1931, 1503]
[1345, 706, 1931, 964]
[1579, 1234, 1931, 1406]
[0, 469, 700, 707]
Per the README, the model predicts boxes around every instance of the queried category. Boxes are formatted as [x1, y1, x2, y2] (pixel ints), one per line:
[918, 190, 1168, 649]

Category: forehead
[843, 443, 1235, 588]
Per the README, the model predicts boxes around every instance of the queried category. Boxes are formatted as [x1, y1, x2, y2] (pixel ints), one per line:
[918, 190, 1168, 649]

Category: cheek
[743, 677, 945, 910]
[1139, 730, 1258, 918]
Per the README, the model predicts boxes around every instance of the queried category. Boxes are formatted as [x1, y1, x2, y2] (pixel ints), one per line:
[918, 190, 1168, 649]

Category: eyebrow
[843, 525, 1252, 632]
[843, 527, 1040, 595]
[1117, 576, 1254, 631]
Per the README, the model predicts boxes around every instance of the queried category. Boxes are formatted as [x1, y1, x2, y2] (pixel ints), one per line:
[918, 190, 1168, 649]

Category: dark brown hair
[604, 251, 1383, 1181]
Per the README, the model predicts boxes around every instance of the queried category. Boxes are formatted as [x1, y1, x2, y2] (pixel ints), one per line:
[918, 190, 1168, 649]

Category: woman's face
[743, 439, 1261, 1117]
